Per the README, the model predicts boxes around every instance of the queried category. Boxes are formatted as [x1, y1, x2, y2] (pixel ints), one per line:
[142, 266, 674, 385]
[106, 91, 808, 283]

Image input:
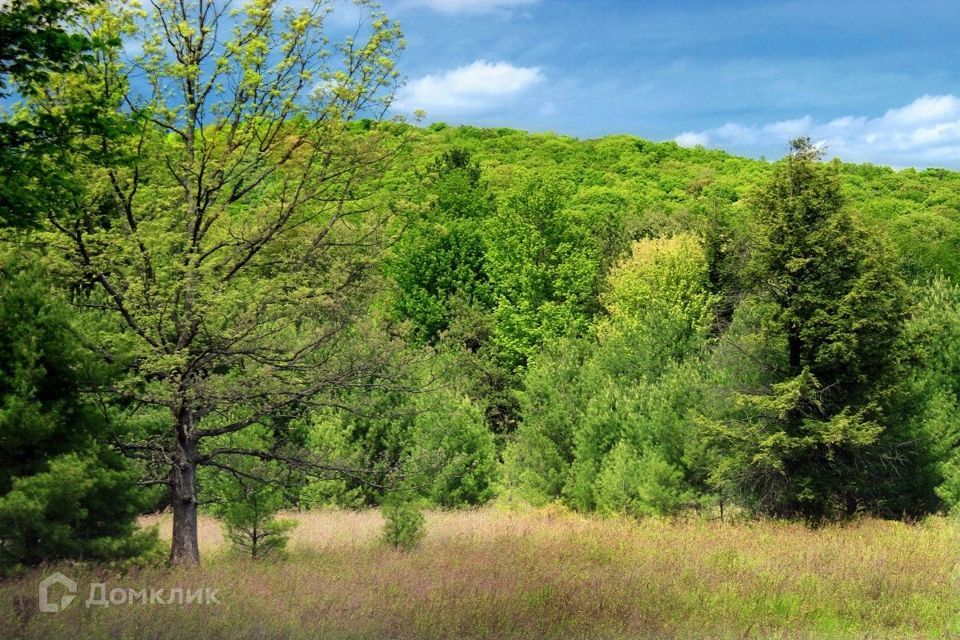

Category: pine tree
[707, 139, 908, 521]
[0, 254, 154, 573]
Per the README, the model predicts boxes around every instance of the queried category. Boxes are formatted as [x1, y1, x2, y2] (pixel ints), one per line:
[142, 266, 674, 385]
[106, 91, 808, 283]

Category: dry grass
[3, 506, 960, 639]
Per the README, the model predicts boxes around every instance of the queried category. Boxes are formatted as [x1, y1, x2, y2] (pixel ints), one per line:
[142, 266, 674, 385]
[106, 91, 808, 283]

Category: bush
[593, 441, 689, 518]
[381, 496, 426, 551]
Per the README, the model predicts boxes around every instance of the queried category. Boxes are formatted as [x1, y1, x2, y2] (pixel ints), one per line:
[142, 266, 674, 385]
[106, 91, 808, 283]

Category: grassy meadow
[1, 507, 959, 639]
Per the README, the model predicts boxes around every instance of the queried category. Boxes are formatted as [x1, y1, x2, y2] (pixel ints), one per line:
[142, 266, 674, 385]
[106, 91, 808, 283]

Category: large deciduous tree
[41, 0, 406, 564]
[388, 148, 494, 344]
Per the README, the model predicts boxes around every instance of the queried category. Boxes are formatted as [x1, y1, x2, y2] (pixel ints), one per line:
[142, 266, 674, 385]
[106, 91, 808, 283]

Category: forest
[2, 0, 960, 637]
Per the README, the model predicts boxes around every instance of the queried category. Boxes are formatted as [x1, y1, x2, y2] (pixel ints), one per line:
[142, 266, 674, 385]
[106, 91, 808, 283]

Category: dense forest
[2, 0, 960, 575]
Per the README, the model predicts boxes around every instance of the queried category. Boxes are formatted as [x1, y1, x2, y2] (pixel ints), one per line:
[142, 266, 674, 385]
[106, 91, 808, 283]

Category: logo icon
[39, 572, 77, 613]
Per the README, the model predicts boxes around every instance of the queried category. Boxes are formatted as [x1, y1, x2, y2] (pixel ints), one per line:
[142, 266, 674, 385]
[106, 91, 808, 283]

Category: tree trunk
[169, 436, 201, 566]
[844, 491, 858, 518]
[788, 323, 802, 376]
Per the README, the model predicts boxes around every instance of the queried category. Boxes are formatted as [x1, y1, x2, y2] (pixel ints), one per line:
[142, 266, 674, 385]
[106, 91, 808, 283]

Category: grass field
[2, 506, 959, 639]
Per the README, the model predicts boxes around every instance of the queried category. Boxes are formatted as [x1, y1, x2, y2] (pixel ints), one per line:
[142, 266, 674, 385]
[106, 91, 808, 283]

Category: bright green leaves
[601, 234, 717, 366]
[504, 233, 715, 516]
[484, 173, 623, 369]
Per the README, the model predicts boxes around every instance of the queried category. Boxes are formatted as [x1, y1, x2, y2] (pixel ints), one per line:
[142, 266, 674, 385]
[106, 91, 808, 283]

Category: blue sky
[375, 0, 960, 168]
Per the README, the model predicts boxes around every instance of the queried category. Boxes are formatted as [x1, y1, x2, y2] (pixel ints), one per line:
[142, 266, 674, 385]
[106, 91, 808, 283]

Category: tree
[599, 234, 717, 365]
[0, 254, 153, 573]
[706, 139, 908, 520]
[895, 276, 960, 513]
[388, 148, 494, 343]
[564, 235, 715, 513]
[300, 388, 416, 508]
[380, 493, 425, 551]
[0, 452, 155, 573]
[209, 457, 298, 560]
[505, 235, 715, 515]
[41, 0, 406, 564]
[593, 441, 688, 518]
[0, 0, 120, 228]
[502, 337, 592, 505]
[406, 389, 498, 507]
[301, 382, 498, 509]
[484, 174, 624, 368]
[0, 0, 94, 90]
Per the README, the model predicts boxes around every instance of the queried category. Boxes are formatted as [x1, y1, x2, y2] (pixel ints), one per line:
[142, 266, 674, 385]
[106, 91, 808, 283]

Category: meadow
[2, 507, 959, 639]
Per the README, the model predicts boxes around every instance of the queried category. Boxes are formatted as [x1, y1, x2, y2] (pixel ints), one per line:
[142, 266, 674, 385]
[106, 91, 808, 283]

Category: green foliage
[745, 141, 906, 390]
[0, 0, 94, 91]
[389, 149, 494, 343]
[0, 257, 101, 489]
[303, 383, 498, 509]
[599, 234, 717, 365]
[897, 276, 960, 512]
[484, 173, 625, 368]
[299, 415, 368, 508]
[506, 235, 714, 515]
[603, 235, 715, 322]
[407, 390, 498, 507]
[0, 0, 127, 228]
[593, 441, 689, 518]
[706, 139, 909, 521]
[434, 299, 521, 434]
[0, 254, 153, 573]
[0, 452, 157, 573]
[887, 212, 960, 282]
[380, 495, 426, 551]
[210, 463, 298, 560]
[708, 371, 885, 518]
[301, 387, 418, 507]
[502, 338, 592, 505]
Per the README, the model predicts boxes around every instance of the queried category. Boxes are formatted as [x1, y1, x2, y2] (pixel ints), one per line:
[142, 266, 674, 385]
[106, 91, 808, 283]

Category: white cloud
[715, 122, 758, 145]
[882, 94, 959, 125]
[398, 0, 539, 14]
[394, 60, 544, 115]
[675, 131, 709, 147]
[673, 94, 960, 168]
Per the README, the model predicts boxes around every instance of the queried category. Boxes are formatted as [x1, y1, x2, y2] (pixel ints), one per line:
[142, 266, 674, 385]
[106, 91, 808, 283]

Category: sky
[371, 0, 960, 169]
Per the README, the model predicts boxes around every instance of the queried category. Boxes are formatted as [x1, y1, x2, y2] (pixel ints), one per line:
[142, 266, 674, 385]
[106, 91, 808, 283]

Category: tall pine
[707, 139, 908, 521]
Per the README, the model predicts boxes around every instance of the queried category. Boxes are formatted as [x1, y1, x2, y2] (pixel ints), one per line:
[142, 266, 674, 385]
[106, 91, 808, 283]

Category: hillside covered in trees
[2, 0, 960, 581]
[383, 127, 960, 523]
